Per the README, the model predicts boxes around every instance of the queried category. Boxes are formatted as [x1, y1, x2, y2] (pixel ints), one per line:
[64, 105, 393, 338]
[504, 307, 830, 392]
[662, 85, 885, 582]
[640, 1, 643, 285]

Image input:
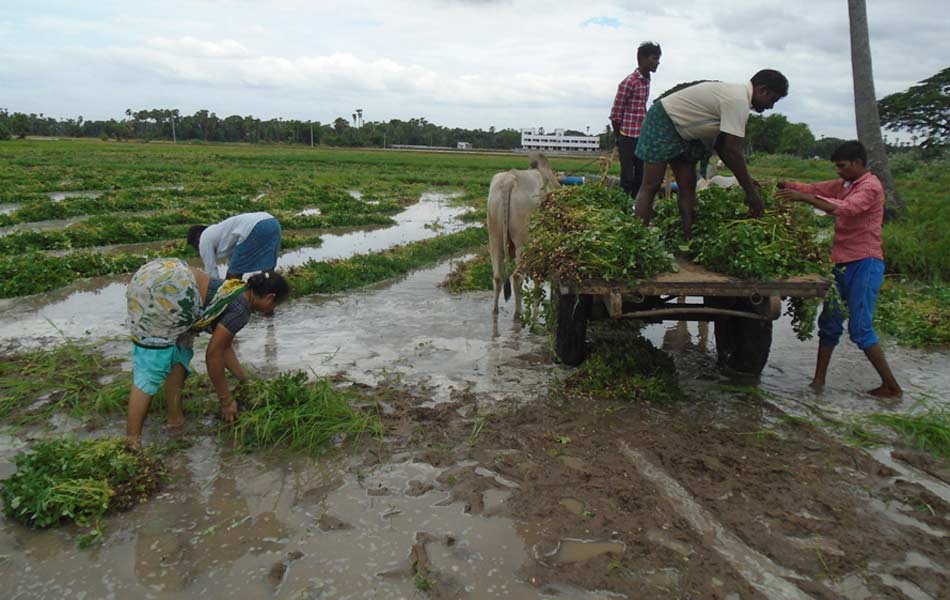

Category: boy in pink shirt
[775, 141, 901, 398]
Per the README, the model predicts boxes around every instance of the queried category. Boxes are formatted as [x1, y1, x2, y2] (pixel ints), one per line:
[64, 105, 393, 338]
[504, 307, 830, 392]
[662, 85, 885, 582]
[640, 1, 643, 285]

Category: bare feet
[868, 385, 902, 398]
[166, 416, 186, 430]
[809, 379, 825, 390]
[125, 436, 142, 450]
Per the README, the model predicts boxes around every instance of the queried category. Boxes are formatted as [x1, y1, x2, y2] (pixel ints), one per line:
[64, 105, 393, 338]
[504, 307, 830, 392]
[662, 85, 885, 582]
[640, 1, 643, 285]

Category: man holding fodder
[634, 70, 789, 237]
[775, 141, 902, 398]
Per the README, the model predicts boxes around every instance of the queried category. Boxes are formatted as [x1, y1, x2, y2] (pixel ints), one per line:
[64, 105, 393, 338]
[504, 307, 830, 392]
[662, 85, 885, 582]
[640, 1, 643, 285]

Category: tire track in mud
[619, 441, 813, 600]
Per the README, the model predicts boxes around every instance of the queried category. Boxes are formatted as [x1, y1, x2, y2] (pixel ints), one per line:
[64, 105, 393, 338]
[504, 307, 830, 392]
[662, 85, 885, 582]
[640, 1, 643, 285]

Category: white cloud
[3, 0, 948, 139]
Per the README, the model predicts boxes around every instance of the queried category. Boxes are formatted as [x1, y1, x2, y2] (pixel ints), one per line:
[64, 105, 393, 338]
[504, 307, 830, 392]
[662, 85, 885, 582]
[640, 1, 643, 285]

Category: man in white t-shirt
[187, 212, 282, 279]
[633, 69, 789, 237]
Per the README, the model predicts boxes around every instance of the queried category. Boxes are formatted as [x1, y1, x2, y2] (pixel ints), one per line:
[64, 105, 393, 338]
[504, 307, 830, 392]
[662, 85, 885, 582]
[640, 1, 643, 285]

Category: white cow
[487, 153, 560, 318]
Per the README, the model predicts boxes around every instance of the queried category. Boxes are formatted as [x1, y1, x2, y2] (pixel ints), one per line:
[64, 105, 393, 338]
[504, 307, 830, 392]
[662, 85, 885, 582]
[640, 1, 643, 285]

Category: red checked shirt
[609, 69, 651, 137]
[785, 171, 885, 264]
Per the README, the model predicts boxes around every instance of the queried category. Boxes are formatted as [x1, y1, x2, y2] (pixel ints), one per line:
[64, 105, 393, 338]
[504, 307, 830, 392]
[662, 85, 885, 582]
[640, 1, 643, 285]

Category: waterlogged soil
[1, 212, 950, 596]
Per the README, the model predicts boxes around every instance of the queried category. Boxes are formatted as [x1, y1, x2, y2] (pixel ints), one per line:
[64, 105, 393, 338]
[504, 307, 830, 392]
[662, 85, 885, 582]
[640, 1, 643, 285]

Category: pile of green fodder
[0, 437, 163, 546]
[560, 335, 681, 404]
[226, 372, 382, 452]
[518, 185, 676, 285]
[654, 185, 832, 340]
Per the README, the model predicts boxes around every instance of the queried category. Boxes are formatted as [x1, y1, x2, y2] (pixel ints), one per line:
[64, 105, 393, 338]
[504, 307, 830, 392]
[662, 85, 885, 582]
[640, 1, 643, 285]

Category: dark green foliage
[878, 67, 950, 148]
[226, 372, 382, 452]
[0, 438, 163, 544]
[287, 227, 487, 295]
[0, 249, 156, 299]
[875, 279, 950, 347]
[519, 185, 675, 285]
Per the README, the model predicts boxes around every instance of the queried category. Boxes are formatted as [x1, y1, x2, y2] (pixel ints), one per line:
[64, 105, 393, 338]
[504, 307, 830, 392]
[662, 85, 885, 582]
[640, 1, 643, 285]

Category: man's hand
[774, 188, 809, 202]
[746, 189, 765, 218]
[220, 399, 239, 424]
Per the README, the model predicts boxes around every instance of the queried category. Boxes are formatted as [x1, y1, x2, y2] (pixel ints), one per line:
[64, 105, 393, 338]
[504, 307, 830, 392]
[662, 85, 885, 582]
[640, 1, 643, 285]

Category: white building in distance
[521, 128, 599, 152]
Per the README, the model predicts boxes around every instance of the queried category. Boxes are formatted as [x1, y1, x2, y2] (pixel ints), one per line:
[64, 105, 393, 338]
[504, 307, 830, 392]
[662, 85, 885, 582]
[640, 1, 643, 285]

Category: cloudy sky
[2, 0, 947, 139]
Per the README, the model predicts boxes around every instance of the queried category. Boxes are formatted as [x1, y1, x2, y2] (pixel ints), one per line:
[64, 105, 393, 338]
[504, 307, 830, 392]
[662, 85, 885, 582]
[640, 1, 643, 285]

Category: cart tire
[714, 316, 773, 375]
[555, 293, 590, 366]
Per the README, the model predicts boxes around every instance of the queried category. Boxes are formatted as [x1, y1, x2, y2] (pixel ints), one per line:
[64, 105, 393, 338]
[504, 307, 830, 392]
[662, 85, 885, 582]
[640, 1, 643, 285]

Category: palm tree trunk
[848, 0, 905, 219]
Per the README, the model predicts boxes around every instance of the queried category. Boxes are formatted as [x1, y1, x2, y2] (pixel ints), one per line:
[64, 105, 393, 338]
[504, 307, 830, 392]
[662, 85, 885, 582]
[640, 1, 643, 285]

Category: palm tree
[848, 0, 905, 218]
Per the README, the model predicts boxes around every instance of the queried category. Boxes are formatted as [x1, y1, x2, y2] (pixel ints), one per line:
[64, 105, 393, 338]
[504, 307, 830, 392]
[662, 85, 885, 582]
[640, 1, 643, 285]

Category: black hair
[637, 41, 662, 61]
[751, 69, 789, 98]
[247, 270, 290, 304]
[830, 140, 867, 165]
[186, 225, 207, 250]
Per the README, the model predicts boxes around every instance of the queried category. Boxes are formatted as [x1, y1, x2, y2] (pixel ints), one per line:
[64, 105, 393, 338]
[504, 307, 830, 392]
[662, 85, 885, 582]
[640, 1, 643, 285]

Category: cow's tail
[500, 175, 515, 302]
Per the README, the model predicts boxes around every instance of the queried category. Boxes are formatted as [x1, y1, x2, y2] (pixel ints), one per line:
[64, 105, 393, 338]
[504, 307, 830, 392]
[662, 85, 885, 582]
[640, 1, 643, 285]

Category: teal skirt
[635, 102, 710, 164]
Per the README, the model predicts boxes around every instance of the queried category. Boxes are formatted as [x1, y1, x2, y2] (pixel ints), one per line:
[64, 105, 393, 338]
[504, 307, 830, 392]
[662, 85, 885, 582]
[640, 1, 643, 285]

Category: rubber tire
[714, 316, 773, 375]
[554, 293, 591, 366]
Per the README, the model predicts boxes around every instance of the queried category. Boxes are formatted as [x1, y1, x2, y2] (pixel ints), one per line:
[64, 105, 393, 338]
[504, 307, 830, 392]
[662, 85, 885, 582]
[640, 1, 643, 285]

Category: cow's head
[528, 152, 560, 191]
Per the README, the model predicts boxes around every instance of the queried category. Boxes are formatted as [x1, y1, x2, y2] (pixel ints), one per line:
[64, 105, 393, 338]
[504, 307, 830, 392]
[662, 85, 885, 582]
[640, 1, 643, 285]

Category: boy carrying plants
[775, 141, 902, 398]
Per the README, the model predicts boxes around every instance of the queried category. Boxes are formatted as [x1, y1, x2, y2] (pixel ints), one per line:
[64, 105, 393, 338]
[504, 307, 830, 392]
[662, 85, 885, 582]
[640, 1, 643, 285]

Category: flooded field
[0, 143, 947, 599]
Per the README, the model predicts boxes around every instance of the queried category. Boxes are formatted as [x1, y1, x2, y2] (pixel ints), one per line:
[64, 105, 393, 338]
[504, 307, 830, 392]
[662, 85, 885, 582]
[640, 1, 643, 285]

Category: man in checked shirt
[610, 41, 662, 202]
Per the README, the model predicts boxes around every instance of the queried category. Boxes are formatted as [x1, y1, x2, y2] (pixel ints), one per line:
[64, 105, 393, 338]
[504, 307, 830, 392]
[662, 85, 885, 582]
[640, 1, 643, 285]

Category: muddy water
[0, 193, 474, 348]
[2, 196, 950, 599]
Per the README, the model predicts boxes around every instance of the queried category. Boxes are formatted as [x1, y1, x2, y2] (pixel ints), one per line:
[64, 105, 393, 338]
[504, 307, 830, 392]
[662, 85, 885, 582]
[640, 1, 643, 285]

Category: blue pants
[228, 217, 282, 275]
[818, 258, 884, 351]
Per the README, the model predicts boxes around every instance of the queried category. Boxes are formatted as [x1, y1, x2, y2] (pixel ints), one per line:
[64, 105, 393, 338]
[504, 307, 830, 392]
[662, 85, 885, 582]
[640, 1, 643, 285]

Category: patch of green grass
[286, 226, 487, 295]
[561, 336, 681, 403]
[875, 279, 950, 348]
[440, 251, 495, 293]
[225, 372, 382, 452]
[0, 342, 127, 424]
[868, 403, 950, 459]
[0, 437, 163, 546]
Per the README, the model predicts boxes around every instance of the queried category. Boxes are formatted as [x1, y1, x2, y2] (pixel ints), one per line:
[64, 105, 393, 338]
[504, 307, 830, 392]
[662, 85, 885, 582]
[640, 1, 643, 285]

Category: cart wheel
[714, 316, 773, 375]
[554, 293, 590, 366]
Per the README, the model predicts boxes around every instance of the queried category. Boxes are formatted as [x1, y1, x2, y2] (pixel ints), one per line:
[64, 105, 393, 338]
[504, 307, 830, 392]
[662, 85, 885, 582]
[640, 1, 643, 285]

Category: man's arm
[774, 188, 839, 213]
[715, 133, 763, 217]
[609, 77, 633, 134]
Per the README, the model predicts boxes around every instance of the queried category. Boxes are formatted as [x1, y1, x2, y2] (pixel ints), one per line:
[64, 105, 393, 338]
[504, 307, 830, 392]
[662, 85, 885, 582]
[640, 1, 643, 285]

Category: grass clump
[440, 251, 495, 293]
[519, 185, 676, 285]
[226, 372, 382, 452]
[561, 336, 681, 404]
[0, 342, 128, 424]
[0, 437, 163, 546]
[875, 279, 950, 348]
[286, 226, 487, 295]
[868, 403, 950, 459]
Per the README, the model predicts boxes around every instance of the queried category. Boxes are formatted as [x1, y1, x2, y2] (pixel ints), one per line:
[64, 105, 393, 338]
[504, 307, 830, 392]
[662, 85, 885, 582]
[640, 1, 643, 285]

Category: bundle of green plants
[0, 437, 163, 546]
[875, 279, 950, 347]
[518, 185, 676, 285]
[560, 336, 681, 404]
[286, 226, 487, 295]
[225, 372, 382, 452]
[440, 251, 495, 293]
[654, 185, 829, 280]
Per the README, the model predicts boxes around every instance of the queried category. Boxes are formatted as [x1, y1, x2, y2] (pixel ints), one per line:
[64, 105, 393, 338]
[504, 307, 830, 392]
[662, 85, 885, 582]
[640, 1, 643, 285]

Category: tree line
[0, 66, 944, 157]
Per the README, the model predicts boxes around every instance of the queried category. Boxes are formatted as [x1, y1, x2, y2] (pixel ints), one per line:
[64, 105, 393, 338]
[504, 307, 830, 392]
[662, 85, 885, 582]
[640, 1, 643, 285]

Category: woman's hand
[220, 399, 239, 424]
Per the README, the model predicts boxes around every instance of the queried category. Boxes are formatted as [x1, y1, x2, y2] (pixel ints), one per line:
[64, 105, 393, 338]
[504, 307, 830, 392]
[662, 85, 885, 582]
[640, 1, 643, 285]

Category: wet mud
[1, 195, 949, 598]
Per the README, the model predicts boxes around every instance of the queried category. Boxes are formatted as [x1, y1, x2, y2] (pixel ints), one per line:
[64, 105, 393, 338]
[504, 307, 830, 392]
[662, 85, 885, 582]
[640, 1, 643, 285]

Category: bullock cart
[553, 257, 830, 375]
